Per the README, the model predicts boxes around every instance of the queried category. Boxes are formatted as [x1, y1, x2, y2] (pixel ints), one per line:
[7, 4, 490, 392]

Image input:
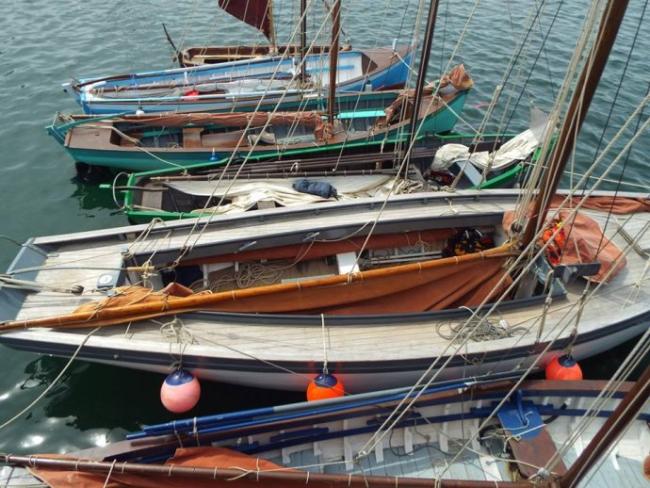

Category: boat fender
[307, 373, 345, 402]
[293, 179, 338, 199]
[545, 354, 583, 381]
[160, 369, 201, 413]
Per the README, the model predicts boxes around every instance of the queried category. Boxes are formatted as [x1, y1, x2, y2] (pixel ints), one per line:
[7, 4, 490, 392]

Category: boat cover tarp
[30, 447, 289, 488]
[504, 203, 627, 283]
[166, 175, 419, 215]
[379, 64, 472, 127]
[431, 128, 540, 172]
[218, 0, 274, 42]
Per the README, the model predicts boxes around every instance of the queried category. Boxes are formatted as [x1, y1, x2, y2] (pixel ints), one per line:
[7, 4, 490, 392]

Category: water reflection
[70, 178, 121, 212]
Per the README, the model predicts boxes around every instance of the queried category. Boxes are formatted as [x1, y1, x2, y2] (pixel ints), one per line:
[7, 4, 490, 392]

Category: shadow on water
[21, 355, 302, 434]
[18, 330, 647, 436]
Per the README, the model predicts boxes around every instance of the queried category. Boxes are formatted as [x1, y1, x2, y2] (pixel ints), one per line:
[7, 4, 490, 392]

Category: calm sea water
[0, 0, 648, 455]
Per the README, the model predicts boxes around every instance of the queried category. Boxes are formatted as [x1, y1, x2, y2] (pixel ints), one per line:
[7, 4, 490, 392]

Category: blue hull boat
[64, 46, 413, 115]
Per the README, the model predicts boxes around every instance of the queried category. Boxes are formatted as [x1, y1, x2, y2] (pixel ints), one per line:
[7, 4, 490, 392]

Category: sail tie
[102, 459, 117, 488]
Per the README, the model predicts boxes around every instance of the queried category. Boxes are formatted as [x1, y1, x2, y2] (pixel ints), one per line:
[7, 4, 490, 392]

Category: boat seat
[453, 160, 484, 187]
[507, 426, 567, 478]
[496, 395, 567, 479]
[183, 128, 204, 148]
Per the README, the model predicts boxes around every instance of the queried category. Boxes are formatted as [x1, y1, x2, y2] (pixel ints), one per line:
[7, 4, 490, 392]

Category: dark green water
[0, 0, 648, 454]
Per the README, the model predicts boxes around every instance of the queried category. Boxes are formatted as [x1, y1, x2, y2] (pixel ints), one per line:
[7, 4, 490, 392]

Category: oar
[131, 372, 521, 439]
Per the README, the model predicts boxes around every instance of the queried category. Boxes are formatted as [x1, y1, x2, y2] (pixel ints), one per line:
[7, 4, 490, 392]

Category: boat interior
[133, 172, 417, 216]
[82, 49, 379, 95]
[63, 381, 650, 485]
[169, 226, 498, 290]
[106, 212, 564, 317]
[181, 44, 333, 66]
[75, 90, 439, 154]
[94, 76, 300, 99]
[127, 137, 524, 216]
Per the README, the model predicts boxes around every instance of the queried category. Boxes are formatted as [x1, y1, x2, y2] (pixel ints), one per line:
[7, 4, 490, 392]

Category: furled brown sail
[0, 244, 513, 331]
[29, 447, 292, 488]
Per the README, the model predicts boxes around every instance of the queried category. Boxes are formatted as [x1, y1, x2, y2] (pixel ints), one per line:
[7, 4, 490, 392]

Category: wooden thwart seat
[496, 395, 568, 479]
[183, 128, 204, 148]
[507, 426, 567, 478]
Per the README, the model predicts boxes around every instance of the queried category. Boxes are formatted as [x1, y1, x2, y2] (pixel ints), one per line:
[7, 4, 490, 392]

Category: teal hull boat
[51, 86, 470, 172]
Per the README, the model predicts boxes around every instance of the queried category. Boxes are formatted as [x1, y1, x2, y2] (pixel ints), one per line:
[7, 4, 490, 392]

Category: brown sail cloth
[30, 447, 292, 488]
[0, 244, 513, 331]
[503, 206, 627, 283]
[218, 1, 274, 42]
[550, 195, 650, 214]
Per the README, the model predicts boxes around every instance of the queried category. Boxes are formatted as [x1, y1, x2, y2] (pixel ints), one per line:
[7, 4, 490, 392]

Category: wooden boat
[63, 45, 413, 115]
[119, 130, 537, 224]
[51, 69, 473, 172]
[179, 44, 334, 68]
[65, 1, 407, 115]
[0, 188, 647, 391]
[4, 0, 644, 398]
[2, 376, 649, 487]
[173, 0, 335, 67]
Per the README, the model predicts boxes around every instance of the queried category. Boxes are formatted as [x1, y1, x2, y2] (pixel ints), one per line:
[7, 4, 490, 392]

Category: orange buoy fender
[545, 354, 583, 381]
[307, 373, 345, 401]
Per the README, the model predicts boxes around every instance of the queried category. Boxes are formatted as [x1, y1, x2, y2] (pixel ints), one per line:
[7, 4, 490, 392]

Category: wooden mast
[327, 0, 341, 125]
[404, 0, 440, 169]
[521, 0, 629, 247]
[267, 1, 277, 52]
[299, 0, 307, 83]
[557, 363, 650, 487]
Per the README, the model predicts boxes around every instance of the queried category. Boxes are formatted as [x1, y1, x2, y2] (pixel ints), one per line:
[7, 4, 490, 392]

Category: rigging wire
[434, 220, 649, 481]
[497, 0, 564, 138]
[355, 96, 650, 461]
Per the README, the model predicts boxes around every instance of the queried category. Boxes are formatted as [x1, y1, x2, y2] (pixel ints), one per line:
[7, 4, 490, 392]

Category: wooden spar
[267, 0, 277, 52]
[328, 0, 341, 125]
[0, 454, 533, 488]
[521, 0, 629, 247]
[0, 244, 513, 331]
[557, 363, 650, 487]
[404, 0, 440, 173]
[300, 0, 307, 83]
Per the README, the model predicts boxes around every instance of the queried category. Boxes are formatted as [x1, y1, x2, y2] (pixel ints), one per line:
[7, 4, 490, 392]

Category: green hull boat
[118, 130, 547, 224]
